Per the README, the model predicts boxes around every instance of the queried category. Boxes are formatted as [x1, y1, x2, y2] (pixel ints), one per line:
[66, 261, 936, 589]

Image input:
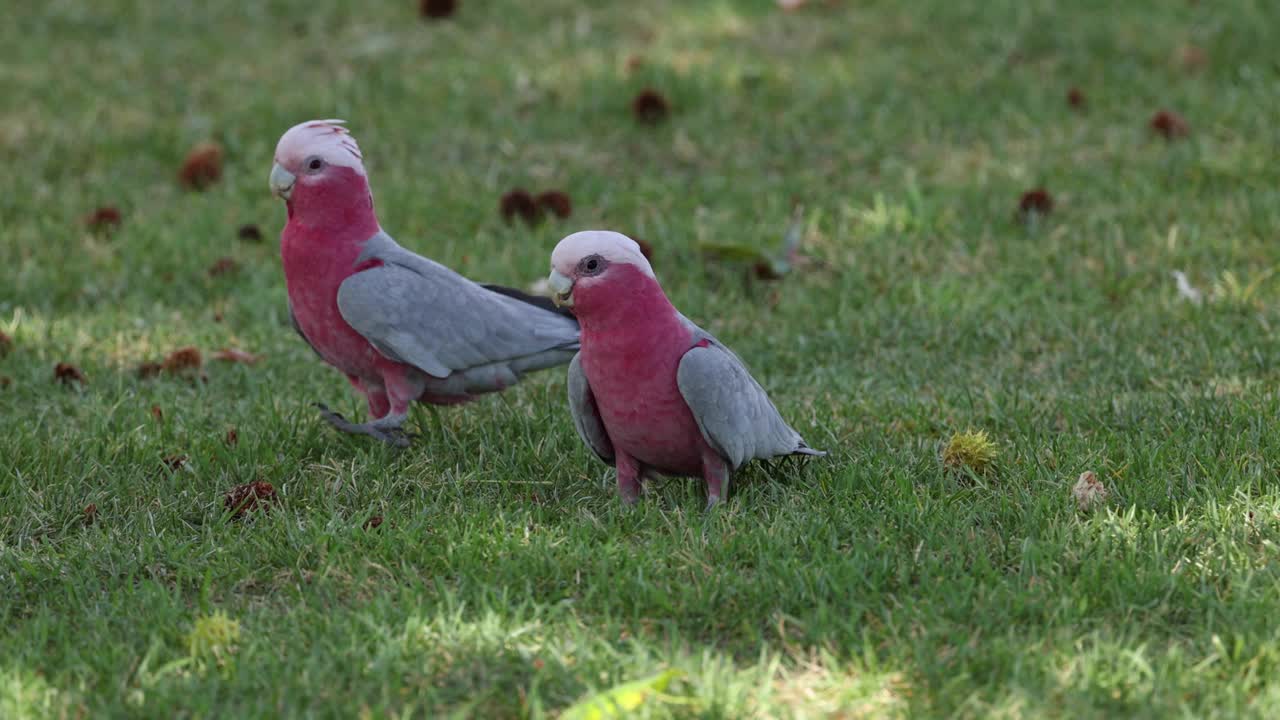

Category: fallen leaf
[150, 405, 164, 422]
[631, 88, 669, 124]
[1151, 110, 1190, 140]
[54, 362, 86, 386]
[363, 515, 383, 530]
[1072, 471, 1108, 511]
[535, 190, 573, 219]
[699, 204, 806, 281]
[561, 669, 686, 720]
[179, 142, 224, 190]
[161, 454, 189, 472]
[84, 206, 123, 233]
[499, 189, 542, 226]
[237, 224, 263, 242]
[83, 503, 98, 525]
[224, 427, 239, 447]
[1067, 87, 1086, 109]
[212, 348, 263, 365]
[163, 347, 203, 374]
[419, 0, 457, 19]
[1018, 188, 1054, 218]
[224, 481, 279, 520]
[0, 330, 11, 356]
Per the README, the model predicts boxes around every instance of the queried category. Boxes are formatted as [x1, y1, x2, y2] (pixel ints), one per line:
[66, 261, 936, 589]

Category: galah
[269, 119, 580, 446]
[547, 231, 825, 507]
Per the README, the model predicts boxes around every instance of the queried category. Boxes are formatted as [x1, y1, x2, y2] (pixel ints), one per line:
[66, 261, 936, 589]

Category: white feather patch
[274, 119, 366, 176]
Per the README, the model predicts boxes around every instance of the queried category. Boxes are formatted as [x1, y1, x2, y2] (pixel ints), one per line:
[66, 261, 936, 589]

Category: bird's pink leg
[702, 448, 732, 508]
[365, 387, 391, 419]
[316, 367, 422, 447]
[615, 451, 643, 505]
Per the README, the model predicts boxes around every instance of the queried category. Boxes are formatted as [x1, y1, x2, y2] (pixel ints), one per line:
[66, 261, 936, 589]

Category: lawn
[4, 0, 1280, 717]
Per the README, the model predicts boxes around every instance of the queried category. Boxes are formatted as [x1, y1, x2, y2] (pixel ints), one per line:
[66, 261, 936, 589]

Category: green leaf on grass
[560, 669, 685, 720]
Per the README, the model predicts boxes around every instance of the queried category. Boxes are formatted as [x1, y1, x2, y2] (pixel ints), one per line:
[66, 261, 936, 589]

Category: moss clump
[187, 611, 240, 671]
[941, 429, 1000, 476]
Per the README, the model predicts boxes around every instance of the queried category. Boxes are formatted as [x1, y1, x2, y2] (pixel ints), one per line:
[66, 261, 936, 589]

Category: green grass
[4, 0, 1280, 716]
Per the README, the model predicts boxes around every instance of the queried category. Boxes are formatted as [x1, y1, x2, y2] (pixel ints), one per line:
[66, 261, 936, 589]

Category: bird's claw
[371, 427, 413, 448]
[313, 403, 348, 424]
[313, 402, 415, 448]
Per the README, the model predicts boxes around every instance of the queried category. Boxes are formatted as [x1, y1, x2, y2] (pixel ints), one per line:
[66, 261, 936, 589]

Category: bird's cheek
[571, 277, 607, 310]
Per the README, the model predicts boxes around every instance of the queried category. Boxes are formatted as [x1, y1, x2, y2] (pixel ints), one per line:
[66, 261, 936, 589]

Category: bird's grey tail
[482, 283, 577, 321]
[792, 442, 827, 458]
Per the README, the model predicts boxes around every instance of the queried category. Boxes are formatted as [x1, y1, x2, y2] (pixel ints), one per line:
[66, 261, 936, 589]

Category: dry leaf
[224, 481, 279, 520]
[180, 142, 224, 190]
[162, 347, 203, 374]
[1072, 471, 1109, 511]
[85, 206, 123, 233]
[162, 454, 189, 472]
[54, 362, 86, 385]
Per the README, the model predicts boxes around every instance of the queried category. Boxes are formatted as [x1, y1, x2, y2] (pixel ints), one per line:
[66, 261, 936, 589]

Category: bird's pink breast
[281, 224, 386, 383]
[576, 277, 709, 476]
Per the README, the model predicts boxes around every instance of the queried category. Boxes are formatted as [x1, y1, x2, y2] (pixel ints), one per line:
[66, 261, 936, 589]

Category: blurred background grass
[3, 1, 1280, 717]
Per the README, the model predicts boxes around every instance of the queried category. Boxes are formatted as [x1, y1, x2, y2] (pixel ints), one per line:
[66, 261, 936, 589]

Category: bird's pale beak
[269, 163, 296, 200]
[548, 269, 574, 307]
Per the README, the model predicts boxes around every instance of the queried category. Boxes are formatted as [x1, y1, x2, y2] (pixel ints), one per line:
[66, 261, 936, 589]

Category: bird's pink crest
[274, 119, 366, 176]
[551, 231, 656, 279]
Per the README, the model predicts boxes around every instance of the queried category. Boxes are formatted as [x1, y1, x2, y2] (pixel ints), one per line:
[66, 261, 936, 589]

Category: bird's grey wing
[676, 336, 816, 469]
[567, 352, 614, 465]
[336, 232, 580, 378]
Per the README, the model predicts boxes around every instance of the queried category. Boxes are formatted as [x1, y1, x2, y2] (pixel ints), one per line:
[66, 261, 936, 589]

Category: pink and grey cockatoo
[547, 230, 825, 507]
[269, 119, 580, 446]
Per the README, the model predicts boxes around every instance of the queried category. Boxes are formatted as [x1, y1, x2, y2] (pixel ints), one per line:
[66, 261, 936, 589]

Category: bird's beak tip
[547, 269, 574, 307]
[269, 163, 296, 200]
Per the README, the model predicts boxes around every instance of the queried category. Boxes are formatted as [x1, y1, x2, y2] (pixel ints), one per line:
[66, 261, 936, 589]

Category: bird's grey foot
[313, 404, 414, 447]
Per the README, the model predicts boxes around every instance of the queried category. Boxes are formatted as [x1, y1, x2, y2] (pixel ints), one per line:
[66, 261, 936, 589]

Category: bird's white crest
[274, 119, 366, 176]
[551, 231, 655, 280]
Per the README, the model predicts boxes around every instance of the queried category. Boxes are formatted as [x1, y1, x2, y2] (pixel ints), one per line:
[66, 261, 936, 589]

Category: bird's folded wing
[567, 352, 615, 464]
[675, 339, 804, 469]
[336, 232, 579, 378]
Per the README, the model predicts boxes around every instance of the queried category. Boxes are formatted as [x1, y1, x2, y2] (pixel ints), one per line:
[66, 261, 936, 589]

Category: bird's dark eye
[308, 157, 324, 171]
[578, 254, 606, 276]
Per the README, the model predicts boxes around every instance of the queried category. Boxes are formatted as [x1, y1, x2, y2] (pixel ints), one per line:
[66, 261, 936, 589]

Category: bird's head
[548, 231, 658, 313]
[270, 120, 372, 219]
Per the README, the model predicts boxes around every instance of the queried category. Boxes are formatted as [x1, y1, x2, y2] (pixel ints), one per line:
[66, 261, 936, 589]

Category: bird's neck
[575, 269, 687, 342]
[280, 174, 381, 279]
[284, 171, 381, 242]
